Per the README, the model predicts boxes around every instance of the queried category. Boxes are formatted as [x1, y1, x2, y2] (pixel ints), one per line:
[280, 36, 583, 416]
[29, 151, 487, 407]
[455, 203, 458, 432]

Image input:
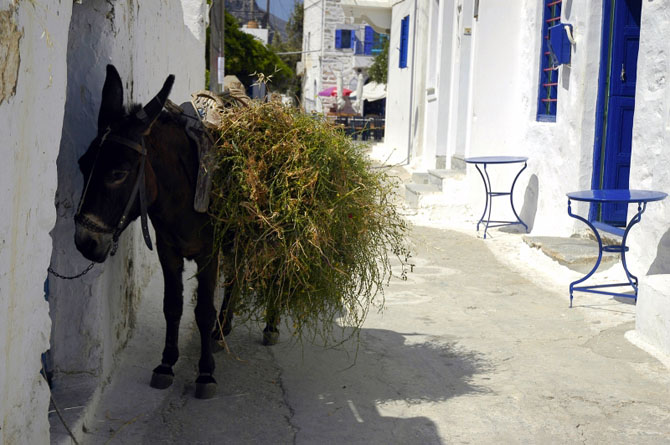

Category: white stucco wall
[469, 3, 524, 159]
[0, 1, 205, 442]
[302, 0, 325, 112]
[457, 0, 604, 235]
[0, 2, 71, 443]
[627, 1, 670, 354]
[384, 0, 426, 166]
[49, 0, 206, 397]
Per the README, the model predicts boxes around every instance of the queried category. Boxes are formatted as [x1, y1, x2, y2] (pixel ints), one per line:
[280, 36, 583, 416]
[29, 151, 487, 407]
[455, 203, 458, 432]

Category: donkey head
[75, 64, 174, 262]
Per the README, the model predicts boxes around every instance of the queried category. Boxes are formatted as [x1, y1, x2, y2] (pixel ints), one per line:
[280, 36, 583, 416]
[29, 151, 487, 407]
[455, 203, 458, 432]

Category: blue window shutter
[399, 15, 409, 68]
[364, 26, 374, 55]
[350, 31, 357, 51]
[335, 29, 342, 49]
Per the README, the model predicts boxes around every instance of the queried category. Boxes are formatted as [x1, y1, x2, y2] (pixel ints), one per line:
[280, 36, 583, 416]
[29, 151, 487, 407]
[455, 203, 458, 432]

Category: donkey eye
[107, 169, 129, 184]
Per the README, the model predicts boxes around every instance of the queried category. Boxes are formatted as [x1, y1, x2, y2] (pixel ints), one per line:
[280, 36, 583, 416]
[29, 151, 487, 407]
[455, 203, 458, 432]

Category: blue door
[592, 0, 642, 226]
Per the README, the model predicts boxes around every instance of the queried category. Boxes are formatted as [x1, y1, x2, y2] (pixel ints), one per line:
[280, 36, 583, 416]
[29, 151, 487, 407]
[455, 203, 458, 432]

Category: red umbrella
[318, 86, 353, 97]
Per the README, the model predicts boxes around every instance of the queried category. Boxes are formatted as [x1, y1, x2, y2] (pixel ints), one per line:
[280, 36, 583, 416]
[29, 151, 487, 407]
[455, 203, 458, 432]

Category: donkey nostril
[75, 232, 98, 253]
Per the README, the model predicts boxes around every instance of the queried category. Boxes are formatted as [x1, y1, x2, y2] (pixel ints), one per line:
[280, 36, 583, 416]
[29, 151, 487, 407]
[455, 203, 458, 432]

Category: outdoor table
[464, 156, 529, 239]
[566, 189, 667, 307]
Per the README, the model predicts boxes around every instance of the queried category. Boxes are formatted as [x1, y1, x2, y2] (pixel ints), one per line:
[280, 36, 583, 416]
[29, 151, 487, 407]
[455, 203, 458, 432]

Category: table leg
[567, 199, 604, 307]
[474, 164, 492, 237]
[510, 162, 529, 233]
[567, 200, 647, 307]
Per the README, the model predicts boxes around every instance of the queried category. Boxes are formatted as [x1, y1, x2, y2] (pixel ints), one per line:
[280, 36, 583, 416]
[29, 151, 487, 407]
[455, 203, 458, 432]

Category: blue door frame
[591, 0, 642, 226]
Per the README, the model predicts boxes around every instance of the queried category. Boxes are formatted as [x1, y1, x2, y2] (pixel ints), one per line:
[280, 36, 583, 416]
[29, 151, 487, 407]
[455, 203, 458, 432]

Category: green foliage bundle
[209, 101, 410, 341]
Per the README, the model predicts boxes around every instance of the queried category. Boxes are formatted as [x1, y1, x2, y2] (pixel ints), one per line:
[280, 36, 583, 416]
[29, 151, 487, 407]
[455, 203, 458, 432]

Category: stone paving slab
[523, 235, 621, 274]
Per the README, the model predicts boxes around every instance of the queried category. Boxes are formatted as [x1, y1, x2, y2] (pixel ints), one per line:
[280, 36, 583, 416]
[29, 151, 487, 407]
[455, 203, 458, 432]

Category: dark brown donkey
[74, 65, 275, 399]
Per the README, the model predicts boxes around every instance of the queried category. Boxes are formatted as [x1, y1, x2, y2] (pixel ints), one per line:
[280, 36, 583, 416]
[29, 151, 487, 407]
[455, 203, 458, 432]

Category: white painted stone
[0, 1, 72, 443]
[635, 275, 670, 359]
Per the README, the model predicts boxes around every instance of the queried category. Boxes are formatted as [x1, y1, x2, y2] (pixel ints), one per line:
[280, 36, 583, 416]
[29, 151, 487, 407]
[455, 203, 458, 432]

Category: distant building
[225, 0, 287, 43]
[301, 0, 387, 114]
[241, 20, 269, 44]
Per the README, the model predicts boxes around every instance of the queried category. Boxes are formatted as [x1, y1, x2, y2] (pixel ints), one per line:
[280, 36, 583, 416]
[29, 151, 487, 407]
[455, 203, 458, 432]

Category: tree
[368, 38, 389, 84]
[223, 12, 294, 92]
[270, 2, 303, 98]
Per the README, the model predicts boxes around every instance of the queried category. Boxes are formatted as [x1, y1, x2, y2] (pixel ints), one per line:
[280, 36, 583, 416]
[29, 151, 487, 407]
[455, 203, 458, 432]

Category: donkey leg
[194, 257, 218, 399]
[211, 257, 236, 346]
[151, 240, 184, 390]
[262, 307, 281, 346]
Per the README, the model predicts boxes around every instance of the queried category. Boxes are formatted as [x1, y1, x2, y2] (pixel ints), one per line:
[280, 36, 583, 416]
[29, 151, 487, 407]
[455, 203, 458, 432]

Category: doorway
[591, 0, 642, 226]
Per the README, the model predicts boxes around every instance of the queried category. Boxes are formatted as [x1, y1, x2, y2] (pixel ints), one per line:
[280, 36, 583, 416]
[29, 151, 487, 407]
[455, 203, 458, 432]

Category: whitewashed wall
[628, 1, 670, 355]
[458, 0, 605, 236]
[302, 0, 325, 112]
[0, 2, 71, 443]
[383, 0, 430, 166]
[0, 0, 206, 443]
[421, 0, 457, 170]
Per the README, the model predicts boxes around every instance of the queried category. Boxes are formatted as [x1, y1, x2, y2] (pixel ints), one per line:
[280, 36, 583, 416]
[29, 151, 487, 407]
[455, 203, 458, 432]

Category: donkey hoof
[195, 374, 217, 399]
[262, 329, 280, 346]
[150, 365, 174, 390]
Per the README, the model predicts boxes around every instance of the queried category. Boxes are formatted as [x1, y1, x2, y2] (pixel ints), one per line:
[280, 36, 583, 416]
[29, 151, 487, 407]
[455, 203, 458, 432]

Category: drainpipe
[406, 0, 418, 165]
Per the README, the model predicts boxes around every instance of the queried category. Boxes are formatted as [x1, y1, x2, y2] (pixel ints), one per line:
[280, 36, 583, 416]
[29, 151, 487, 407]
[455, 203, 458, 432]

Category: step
[427, 169, 466, 190]
[405, 183, 441, 208]
[523, 235, 620, 274]
[411, 172, 431, 185]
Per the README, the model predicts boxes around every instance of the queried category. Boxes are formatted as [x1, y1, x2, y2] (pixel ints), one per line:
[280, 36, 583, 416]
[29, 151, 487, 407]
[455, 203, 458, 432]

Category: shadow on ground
[269, 324, 489, 443]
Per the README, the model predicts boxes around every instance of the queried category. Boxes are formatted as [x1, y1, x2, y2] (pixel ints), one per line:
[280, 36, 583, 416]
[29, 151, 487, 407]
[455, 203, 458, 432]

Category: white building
[242, 21, 270, 44]
[346, 1, 670, 359]
[301, 0, 388, 114]
[0, 1, 207, 442]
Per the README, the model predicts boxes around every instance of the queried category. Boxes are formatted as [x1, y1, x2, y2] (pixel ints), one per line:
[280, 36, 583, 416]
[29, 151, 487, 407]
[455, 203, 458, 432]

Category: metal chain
[48, 261, 95, 280]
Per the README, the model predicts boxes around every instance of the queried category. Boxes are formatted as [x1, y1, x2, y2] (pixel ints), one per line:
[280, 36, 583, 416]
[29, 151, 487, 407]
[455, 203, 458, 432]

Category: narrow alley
[64, 224, 670, 444]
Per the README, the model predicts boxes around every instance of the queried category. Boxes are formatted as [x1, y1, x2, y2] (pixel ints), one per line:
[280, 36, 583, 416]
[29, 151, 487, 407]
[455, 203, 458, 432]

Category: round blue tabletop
[567, 189, 668, 203]
[464, 156, 528, 164]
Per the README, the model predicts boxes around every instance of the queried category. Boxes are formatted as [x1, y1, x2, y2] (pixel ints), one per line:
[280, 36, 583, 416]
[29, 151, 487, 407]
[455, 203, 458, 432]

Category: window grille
[537, 0, 562, 121]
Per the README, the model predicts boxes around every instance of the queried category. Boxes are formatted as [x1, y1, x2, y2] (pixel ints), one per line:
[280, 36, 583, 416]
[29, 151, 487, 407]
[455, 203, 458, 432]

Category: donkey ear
[98, 65, 124, 132]
[137, 74, 175, 130]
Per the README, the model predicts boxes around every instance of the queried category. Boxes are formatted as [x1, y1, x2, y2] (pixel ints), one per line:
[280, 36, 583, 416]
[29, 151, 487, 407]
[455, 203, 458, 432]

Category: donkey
[74, 65, 277, 399]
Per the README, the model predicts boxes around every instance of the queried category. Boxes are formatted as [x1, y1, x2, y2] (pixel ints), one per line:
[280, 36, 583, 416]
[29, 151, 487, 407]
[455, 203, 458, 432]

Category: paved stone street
[76, 225, 670, 444]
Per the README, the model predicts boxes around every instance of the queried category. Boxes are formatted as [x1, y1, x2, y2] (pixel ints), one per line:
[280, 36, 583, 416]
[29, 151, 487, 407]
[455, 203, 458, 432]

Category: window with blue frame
[335, 29, 355, 49]
[399, 15, 410, 68]
[537, 0, 562, 121]
[354, 26, 389, 56]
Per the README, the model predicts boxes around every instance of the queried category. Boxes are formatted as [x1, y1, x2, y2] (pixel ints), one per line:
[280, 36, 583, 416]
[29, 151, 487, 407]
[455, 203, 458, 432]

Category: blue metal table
[465, 156, 529, 239]
[566, 189, 667, 307]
